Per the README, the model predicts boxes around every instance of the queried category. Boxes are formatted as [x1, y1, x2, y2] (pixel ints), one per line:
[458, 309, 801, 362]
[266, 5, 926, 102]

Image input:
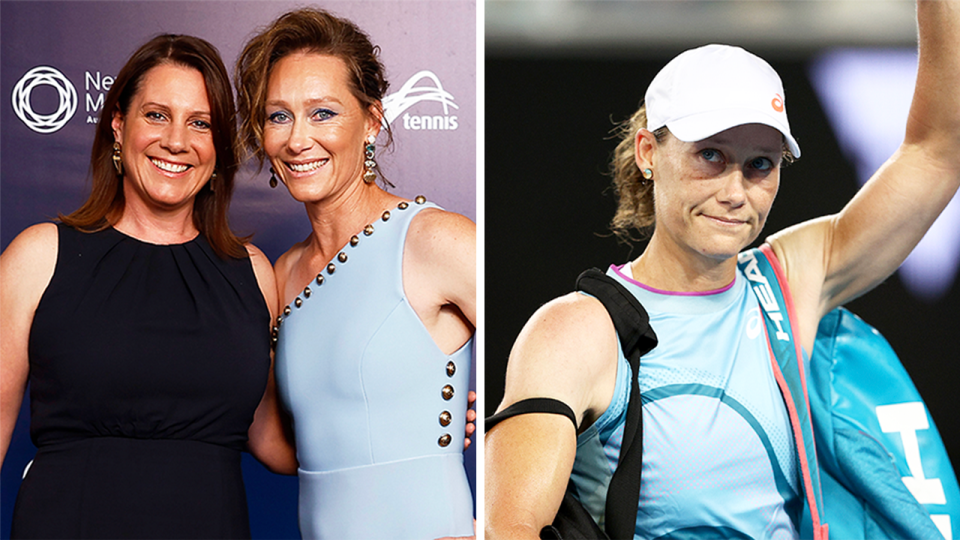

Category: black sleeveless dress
[11, 224, 271, 539]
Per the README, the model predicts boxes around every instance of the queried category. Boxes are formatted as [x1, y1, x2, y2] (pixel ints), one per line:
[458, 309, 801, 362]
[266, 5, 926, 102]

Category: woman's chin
[693, 238, 750, 262]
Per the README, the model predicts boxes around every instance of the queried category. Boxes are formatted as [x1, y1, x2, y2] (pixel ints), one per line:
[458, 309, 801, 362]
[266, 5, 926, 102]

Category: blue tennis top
[570, 263, 802, 540]
[274, 199, 474, 540]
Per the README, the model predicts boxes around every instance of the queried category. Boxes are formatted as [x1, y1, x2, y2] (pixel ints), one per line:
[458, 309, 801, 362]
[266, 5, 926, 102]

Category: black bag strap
[486, 397, 578, 431]
[575, 268, 657, 540]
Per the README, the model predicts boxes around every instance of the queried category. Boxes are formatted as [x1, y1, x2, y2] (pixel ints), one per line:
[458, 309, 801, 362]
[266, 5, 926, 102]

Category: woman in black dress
[0, 35, 282, 538]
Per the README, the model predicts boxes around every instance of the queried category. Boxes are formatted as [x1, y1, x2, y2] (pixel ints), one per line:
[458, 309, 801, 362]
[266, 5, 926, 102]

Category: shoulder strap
[737, 246, 828, 540]
[485, 397, 577, 431]
[575, 268, 657, 540]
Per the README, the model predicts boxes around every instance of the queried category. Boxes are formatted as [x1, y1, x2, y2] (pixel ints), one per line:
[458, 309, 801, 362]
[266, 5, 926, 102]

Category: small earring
[642, 168, 653, 181]
[269, 167, 278, 188]
[363, 136, 377, 184]
[209, 170, 217, 192]
[112, 142, 123, 176]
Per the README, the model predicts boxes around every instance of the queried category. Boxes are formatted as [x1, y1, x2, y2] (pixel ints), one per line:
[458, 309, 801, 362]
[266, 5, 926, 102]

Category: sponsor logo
[876, 402, 952, 538]
[12, 66, 78, 134]
[771, 93, 784, 113]
[738, 250, 789, 342]
[83, 71, 115, 124]
[746, 307, 763, 340]
[11, 66, 114, 133]
[383, 70, 459, 131]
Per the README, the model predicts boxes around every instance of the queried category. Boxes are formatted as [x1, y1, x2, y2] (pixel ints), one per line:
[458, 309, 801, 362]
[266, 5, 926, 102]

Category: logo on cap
[772, 93, 784, 113]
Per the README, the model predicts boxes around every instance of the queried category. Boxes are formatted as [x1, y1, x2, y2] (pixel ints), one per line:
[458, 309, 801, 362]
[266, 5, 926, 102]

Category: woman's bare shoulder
[1, 222, 59, 308]
[244, 242, 279, 318]
[501, 291, 619, 422]
[273, 238, 309, 283]
[2, 222, 58, 269]
[405, 206, 474, 255]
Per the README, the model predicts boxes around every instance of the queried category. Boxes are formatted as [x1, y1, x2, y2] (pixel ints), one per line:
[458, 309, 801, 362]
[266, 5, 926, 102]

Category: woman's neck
[112, 196, 198, 245]
[302, 181, 401, 261]
[630, 232, 739, 293]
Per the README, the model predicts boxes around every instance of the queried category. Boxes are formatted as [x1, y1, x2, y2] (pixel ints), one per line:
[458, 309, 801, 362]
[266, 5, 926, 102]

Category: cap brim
[666, 108, 801, 158]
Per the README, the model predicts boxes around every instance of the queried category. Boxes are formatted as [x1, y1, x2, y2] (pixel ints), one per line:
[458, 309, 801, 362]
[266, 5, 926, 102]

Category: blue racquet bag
[807, 307, 960, 540]
[743, 246, 960, 540]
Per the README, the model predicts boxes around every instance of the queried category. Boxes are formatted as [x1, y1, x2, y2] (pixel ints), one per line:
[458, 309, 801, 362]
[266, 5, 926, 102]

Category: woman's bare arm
[245, 243, 298, 474]
[485, 293, 619, 540]
[1, 224, 58, 465]
[770, 0, 960, 349]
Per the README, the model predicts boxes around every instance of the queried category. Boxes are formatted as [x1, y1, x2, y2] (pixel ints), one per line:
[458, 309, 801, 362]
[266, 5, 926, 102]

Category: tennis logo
[383, 70, 459, 131]
[12, 66, 78, 134]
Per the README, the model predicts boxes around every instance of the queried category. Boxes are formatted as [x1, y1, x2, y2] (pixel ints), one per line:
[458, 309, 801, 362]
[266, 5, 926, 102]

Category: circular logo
[12, 66, 78, 134]
[771, 93, 785, 113]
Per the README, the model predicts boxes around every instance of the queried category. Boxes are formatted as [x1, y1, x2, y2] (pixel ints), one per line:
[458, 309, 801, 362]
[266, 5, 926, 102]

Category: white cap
[645, 44, 800, 158]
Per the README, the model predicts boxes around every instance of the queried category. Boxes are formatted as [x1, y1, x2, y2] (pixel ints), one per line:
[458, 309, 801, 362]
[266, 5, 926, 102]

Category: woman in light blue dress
[235, 8, 476, 539]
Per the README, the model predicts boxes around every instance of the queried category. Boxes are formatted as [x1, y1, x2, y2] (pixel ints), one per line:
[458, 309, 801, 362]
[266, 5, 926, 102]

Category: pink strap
[758, 244, 827, 540]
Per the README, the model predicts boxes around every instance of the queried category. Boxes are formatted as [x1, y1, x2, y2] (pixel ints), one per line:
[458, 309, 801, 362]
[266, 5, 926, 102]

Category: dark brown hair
[235, 7, 391, 183]
[61, 34, 246, 259]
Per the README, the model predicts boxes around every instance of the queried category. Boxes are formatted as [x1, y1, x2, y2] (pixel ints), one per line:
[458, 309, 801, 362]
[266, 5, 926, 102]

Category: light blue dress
[275, 199, 474, 539]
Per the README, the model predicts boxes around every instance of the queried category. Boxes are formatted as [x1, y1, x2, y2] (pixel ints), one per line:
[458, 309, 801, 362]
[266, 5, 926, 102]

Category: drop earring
[363, 136, 377, 184]
[269, 167, 278, 188]
[112, 142, 124, 176]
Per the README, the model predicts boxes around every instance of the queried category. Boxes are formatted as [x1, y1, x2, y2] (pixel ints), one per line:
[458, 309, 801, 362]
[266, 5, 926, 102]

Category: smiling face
[640, 123, 783, 262]
[262, 51, 380, 204]
[111, 63, 216, 213]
